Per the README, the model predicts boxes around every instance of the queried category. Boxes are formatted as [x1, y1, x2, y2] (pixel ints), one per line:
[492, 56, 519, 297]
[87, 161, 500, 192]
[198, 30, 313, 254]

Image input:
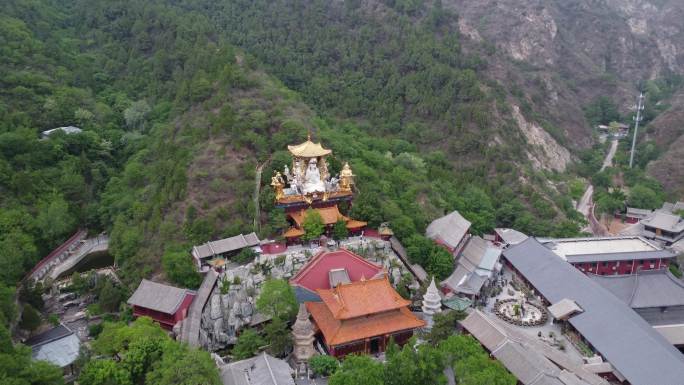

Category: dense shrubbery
[0, 322, 64, 385]
[327, 335, 516, 385]
[0, 0, 586, 298]
[83, 317, 220, 385]
[310, 354, 339, 377]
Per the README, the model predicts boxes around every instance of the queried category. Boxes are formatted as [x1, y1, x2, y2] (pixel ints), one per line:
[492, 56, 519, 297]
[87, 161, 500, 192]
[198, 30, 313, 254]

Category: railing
[25, 230, 88, 281]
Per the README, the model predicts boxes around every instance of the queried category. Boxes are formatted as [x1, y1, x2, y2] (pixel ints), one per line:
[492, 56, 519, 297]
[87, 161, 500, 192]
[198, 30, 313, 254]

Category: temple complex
[271, 134, 366, 243]
[305, 277, 425, 357]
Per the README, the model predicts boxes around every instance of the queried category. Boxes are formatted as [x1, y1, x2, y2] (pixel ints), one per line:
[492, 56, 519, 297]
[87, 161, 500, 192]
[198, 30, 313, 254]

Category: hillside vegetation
[0, 0, 587, 299]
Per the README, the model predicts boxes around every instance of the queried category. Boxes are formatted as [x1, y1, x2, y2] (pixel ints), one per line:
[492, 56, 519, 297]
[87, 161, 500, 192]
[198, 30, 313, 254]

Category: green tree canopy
[92, 317, 168, 356]
[19, 304, 41, 333]
[426, 310, 467, 345]
[256, 279, 297, 321]
[0, 327, 64, 385]
[332, 219, 349, 241]
[0, 285, 17, 325]
[263, 317, 292, 358]
[384, 339, 447, 385]
[329, 355, 384, 385]
[439, 335, 516, 385]
[97, 279, 124, 313]
[627, 184, 663, 210]
[584, 96, 620, 126]
[85, 317, 220, 385]
[233, 248, 258, 264]
[162, 250, 201, 288]
[231, 328, 265, 360]
[309, 355, 339, 377]
[79, 359, 132, 385]
[302, 209, 325, 241]
[145, 343, 221, 385]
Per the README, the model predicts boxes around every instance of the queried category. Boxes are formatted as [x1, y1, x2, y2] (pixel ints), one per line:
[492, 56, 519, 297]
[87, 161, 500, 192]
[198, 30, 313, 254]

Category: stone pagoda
[421, 277, 442, 330]
[271, 133, 366, 243]
[291, 303, 316, 372]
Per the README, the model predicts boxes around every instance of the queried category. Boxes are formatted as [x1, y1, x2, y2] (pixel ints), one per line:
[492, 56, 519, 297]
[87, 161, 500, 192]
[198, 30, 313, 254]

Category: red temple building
[306, 277, 425, 357]
[127, 279, 196, 330]
[290, 248, 385, 302]
[541, 236, 676, 276]
[271, 135, 366, 244]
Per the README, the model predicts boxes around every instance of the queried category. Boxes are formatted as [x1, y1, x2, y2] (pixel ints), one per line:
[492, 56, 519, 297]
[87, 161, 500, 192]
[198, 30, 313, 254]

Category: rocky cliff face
[446, 0, 684, 193]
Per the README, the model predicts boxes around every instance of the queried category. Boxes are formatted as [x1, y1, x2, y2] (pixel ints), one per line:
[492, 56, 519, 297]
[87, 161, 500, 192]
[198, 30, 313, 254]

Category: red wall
[133, 292, 195, 330]
[174, 293, 196, 323]
[573, 258, 668, 276]
[261, 242, 287, 254]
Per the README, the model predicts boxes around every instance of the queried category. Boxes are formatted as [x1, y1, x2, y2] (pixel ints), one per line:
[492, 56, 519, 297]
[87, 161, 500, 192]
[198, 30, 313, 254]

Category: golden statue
[339, 162, 355, 192]
[271, 172, 285, 200]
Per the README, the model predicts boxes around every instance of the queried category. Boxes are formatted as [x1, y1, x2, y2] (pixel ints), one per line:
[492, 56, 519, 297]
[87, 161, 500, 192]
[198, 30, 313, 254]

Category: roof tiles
[127, 279, 194, 315]
[317, 277, 410, 319]
[503, 238, 684, 385]
[290, 249, 384, 293]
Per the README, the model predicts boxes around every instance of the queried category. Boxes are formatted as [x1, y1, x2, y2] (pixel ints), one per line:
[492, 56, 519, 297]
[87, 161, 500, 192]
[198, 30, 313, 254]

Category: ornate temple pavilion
[305, 277, 425, 357]
[271, 134, 366, 243]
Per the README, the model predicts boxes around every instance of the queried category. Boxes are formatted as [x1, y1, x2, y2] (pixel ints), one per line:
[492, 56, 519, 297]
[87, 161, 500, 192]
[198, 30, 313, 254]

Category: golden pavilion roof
[287, 138, 332, 158]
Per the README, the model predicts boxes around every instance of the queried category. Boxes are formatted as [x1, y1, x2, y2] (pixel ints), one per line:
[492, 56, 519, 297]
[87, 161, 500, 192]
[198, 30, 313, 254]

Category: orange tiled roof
[289, 206, 345, 226]
[316, 277, 411, 320]
[307, 302, 425, 346]
[345, 219, 367, 229]
[283, 227, 305, 238]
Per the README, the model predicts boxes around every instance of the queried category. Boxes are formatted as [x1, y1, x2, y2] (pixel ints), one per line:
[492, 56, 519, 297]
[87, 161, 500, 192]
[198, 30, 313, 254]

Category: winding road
[576, 139, 618, 235]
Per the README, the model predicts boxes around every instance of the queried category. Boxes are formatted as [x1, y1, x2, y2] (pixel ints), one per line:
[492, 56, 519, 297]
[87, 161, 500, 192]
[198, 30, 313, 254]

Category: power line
[629, 92, 645, 168]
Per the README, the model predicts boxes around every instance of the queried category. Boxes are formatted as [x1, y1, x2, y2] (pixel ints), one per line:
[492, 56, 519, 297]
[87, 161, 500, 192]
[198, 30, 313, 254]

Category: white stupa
[421, 277, 442, 330]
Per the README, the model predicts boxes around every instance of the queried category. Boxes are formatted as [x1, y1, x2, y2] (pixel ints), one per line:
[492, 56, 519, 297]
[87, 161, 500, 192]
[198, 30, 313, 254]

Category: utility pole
[629, 92, 645, 168]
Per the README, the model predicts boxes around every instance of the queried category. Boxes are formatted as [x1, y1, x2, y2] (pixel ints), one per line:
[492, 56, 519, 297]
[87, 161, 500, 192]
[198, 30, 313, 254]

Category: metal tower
[629, 92, 645, 168]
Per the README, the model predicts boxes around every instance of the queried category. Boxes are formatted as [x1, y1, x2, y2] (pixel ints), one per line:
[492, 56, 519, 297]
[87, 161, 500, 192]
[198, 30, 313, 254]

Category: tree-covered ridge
[206, 0, 503, 150]
[0, 0, 585, 292]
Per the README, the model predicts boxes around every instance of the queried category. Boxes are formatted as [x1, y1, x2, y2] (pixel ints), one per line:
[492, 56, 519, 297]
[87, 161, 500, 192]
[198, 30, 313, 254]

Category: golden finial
[307, 128, 311, 141]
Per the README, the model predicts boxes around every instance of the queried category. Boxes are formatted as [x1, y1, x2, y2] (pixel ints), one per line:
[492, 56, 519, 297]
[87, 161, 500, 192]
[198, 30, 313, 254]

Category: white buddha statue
[302, 158, 326, 194]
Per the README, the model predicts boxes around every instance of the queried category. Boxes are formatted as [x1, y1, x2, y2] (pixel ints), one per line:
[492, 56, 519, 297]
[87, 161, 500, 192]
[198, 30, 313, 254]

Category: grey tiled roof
[460, 310, 602, 385]
[441, 236, 500, 296]
[495, 228, 529, 245]
[25, 324, 72, 347]
[193, 232, 260, 260]
[27, 325, 80, 368]
[127, 279, 192, 314]
[221, 352, 294, 385]
[503, 238, 684, 385]
[626, 207, 652, 217]
[588, 269, 684, 309]
[642, 210, 684, 233]
[426, 211, 471, 250]
[441, 265, 486, 295]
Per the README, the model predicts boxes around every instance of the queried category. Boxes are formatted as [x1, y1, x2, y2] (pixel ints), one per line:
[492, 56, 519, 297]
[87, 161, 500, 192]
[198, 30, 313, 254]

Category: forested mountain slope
[444, 0, 684, 195]
[0, 0, 585, 292]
